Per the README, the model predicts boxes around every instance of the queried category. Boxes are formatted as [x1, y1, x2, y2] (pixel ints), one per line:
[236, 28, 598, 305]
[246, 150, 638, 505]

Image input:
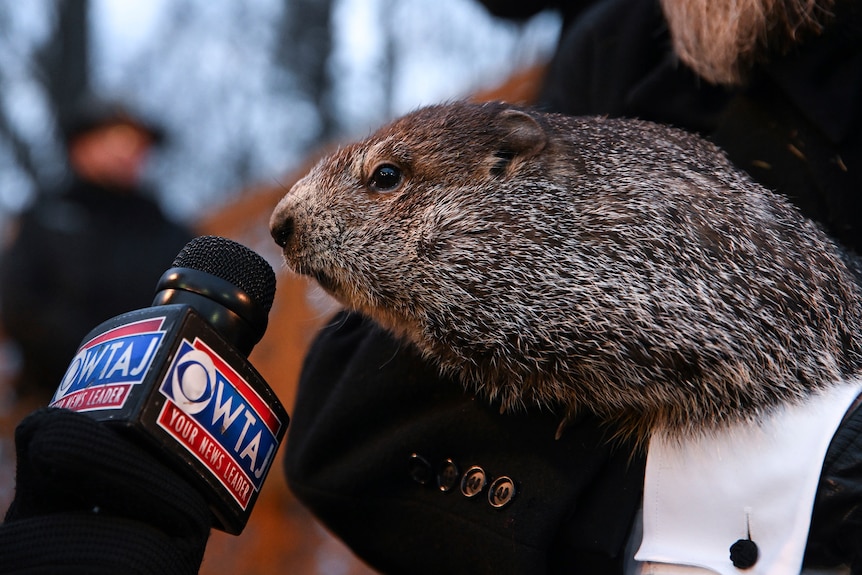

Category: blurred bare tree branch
[0, 0, 559, 227]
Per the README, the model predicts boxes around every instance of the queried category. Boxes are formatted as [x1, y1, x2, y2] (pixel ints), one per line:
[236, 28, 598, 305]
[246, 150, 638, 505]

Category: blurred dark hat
[60, 94, 167, 146]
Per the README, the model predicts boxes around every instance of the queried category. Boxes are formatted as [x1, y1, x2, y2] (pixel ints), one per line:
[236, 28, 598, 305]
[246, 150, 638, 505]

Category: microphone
[47, 235, 288, 535]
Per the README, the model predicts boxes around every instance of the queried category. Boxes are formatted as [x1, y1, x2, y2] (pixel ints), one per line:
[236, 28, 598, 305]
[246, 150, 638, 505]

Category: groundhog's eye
[368, 164, 403, 192]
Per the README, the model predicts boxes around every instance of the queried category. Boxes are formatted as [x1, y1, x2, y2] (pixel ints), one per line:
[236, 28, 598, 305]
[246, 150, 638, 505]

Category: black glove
[0, 407, 212, 575]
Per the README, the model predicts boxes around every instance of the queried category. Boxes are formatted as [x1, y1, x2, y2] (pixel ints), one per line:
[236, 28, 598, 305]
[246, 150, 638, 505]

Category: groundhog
[269, 100, 862, 443]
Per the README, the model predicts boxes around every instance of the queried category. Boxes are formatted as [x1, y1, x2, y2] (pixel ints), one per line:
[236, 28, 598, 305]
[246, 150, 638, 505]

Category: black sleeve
[284, 311, 644, 575]
[0, 408, 212, 575]
[804, 401, 862, 572]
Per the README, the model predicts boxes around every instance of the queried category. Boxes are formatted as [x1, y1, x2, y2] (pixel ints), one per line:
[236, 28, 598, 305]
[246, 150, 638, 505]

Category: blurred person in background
[0, 95, 194, 404]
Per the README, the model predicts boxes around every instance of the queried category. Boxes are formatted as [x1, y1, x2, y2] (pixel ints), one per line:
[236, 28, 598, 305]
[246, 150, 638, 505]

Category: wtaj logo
[157, 338, 282, 509]
[50, 317, 166, 412]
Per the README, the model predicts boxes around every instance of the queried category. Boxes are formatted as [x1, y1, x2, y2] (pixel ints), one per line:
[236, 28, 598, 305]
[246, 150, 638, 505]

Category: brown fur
[270, 101, 862, 443]
[660, 0, 834, 84]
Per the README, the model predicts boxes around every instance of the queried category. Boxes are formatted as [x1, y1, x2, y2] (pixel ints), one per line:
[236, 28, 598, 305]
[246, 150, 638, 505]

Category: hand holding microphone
[1, 236, 288, 574]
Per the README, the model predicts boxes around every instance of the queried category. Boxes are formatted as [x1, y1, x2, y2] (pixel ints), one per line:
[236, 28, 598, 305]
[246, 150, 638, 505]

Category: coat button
[460, 466, 487, 497]
[488, 476, 516, 508]
[437, 458, 459, 492]
[408, 453, 433, 485]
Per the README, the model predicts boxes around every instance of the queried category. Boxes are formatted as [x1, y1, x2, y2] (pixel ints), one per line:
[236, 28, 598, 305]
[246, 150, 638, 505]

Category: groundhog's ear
[490, 109, 547, 178]
[499, 109, 547, 158]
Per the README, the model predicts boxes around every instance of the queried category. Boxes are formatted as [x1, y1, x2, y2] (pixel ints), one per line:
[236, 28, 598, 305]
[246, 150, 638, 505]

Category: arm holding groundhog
[285, 311, 645, 573]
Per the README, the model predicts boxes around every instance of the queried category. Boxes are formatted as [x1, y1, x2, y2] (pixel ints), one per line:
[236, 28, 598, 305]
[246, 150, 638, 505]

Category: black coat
[287, 312, 644, 574]
[285, 0, 862, 573]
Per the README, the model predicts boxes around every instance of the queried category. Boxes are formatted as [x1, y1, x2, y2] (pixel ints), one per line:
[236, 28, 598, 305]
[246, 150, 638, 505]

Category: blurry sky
[93, 0, 166, 73]
[0, 0, 561, 226]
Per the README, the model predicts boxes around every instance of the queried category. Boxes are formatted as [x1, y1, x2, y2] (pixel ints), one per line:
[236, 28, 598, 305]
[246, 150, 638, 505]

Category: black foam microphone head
[171, 235, 277, 314]
[153, 235, 277, 356]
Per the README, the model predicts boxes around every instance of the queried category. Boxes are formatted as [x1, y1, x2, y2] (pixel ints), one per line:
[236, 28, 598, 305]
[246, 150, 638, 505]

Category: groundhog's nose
[270, 214, 294, 248]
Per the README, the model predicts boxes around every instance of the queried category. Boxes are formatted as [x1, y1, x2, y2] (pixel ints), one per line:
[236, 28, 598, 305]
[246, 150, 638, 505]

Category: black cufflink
[729, 538, 758, 569]
[730, 509, 758, 569]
